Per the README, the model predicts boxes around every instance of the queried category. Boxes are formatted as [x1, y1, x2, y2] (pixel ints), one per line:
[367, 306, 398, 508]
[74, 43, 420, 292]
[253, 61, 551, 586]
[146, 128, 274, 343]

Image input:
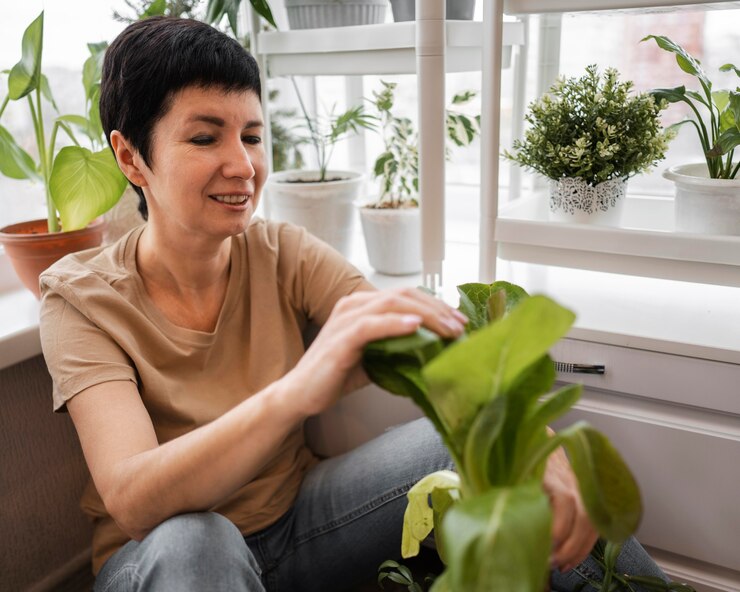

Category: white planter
[549, 176, 627, 226]
[664, 163, 740, 236]
[266, 170, 362, 257]
[285, 0, 386, 29]
[360, 206, 421, 275]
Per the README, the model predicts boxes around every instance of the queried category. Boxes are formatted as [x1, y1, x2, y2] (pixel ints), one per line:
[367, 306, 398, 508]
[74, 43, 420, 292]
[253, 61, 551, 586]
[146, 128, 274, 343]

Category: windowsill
[0, 288, 42, 371]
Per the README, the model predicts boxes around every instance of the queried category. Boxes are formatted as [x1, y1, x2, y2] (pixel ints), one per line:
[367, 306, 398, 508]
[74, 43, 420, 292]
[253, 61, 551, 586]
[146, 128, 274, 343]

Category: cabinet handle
[554, 362, 605, 375]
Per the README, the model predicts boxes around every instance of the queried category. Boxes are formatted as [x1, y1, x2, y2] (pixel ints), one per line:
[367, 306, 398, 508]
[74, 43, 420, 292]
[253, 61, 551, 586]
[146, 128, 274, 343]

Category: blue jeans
[94, 418, 666, 592]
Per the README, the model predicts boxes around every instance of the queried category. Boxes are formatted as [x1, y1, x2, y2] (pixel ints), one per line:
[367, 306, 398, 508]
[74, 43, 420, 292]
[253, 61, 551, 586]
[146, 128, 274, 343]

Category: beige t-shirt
[39, 219, 371, 574]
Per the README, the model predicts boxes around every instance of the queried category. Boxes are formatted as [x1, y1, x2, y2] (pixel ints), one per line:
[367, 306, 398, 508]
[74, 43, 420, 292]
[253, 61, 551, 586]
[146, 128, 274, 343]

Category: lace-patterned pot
[549, 176, 627, 226]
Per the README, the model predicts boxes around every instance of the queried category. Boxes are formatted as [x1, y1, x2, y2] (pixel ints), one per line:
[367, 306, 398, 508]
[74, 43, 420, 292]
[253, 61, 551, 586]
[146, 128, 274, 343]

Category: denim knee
[96, 512, 264, 592]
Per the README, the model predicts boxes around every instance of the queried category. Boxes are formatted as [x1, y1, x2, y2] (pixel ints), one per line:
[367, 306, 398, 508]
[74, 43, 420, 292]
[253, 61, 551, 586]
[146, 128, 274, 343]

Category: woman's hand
[544, 445, 599, 573]
[285, 287, 467, 418]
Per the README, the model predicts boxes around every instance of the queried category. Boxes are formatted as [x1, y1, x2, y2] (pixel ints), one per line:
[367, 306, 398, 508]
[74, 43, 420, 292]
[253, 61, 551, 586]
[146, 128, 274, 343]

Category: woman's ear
[110, 131, 149, 188]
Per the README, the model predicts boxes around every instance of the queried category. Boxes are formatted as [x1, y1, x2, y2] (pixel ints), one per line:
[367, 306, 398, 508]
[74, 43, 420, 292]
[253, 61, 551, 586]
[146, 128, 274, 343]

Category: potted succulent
[364, 282, 695, 592]
[266, 87, 376, 256]
[504, 65, 671, 226]
[0, 12, 128, 298]
[361, 81, 479, 275]
[642, 35, 740, 236]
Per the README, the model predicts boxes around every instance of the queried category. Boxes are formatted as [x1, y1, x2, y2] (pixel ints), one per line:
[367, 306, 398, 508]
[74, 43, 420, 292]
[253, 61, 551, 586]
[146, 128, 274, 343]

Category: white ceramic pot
[390, 0, 476, 21]
[285, 0, 386, 29]
[360, 205, 421, 275]
[664, 163, 740, 236]
[549, 176, 627, 226]
[266, 170, 362, 257]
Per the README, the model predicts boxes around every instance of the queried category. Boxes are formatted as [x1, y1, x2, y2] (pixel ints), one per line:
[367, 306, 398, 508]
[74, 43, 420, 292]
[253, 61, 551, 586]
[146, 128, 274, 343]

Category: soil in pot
[0, 218, 106, 299]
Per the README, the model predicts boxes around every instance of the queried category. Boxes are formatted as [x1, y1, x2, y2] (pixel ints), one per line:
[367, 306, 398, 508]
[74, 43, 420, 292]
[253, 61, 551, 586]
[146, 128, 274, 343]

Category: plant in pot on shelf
[642, 35, 740, 236]
[266, 91, 376, 257]
[389, 0, 476, 23]
[361, 81, 479, 276]
[0, 12, 128, 298]
[363, 281, 696, 592]
[504, 65, 671, 227]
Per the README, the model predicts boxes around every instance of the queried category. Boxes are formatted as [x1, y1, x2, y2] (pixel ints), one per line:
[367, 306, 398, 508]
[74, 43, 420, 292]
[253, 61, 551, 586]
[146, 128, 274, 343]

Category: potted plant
[504, 65, 671, 226]
[389, 0, 476, 22]
[361, 81, 479, 275]
[642, 35, 740, 236]
[363, 282, 695, 592]
[266, 89, 376, 256]
[0, 12, 128, 298]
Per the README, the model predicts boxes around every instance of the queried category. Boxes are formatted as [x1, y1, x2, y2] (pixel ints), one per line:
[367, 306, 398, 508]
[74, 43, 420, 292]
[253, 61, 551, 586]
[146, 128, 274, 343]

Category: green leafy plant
[206, 0, 277, 30]
[504, 65, 671, 186]
[378, 560, 437, 592]
[367, 81, 480, 208]
[642, 35, 740, 180]
[0, 12, 127, 232]
[363, 282, 694, 592]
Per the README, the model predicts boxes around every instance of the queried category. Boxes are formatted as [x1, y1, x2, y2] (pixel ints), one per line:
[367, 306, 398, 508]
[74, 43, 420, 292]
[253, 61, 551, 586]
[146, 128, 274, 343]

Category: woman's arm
[68, 287, 468, 541]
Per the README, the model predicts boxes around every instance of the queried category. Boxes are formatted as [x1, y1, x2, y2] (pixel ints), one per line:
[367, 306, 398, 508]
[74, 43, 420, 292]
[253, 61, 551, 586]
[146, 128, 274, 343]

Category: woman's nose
[222, 138, 256, 180]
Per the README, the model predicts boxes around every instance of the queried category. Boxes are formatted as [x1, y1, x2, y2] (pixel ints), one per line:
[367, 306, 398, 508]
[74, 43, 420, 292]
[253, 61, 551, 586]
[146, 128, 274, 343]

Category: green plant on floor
[504, 65, 671, 186]
[642, 35, 740, 180]
[0, 12, 127, 232]
[367, 80, 480, 208]
[363, 282, 695, 592]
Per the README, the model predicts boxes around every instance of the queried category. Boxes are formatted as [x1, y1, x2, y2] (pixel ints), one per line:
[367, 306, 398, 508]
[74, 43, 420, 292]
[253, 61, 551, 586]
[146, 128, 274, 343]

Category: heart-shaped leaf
[0, 124, 39, 180]
[49, 146, 127, 230]
[8, 12, 44, 100]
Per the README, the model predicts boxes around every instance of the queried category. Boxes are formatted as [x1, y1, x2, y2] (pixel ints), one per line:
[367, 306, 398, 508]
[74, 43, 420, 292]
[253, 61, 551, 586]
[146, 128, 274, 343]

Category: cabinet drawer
[551, 338, 740, 416]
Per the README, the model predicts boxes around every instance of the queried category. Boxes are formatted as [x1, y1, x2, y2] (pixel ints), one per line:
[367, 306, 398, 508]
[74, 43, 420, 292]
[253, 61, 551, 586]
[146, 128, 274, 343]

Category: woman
[39, 17, 666, 592]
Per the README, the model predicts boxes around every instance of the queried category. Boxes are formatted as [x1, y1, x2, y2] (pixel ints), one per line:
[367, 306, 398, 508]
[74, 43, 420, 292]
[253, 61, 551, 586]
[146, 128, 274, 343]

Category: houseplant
[361, 81, 479, 275]
[363, 281, 695, 592]
[504, 65, 670, 226]
[266, 89, 376, 256]
[0, 12, 128, 298]
[389, 0, 475, 22]
[642, 35, 740, 235]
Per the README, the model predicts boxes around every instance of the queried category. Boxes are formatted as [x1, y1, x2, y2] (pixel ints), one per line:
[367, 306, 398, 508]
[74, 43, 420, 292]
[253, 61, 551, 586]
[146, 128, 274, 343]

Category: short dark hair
[100, 17, 262, 220]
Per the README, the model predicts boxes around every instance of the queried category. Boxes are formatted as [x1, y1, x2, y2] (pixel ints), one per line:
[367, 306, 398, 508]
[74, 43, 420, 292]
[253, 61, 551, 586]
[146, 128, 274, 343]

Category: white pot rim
[269, 169, 363, 187]
[664, 163, 740, 187]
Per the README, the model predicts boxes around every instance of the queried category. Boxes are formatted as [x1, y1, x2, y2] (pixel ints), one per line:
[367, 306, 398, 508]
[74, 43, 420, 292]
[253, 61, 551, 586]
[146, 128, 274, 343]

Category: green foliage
[504, 65, 670, 186]
[113, 0, 205, 22]
[362, 282, 645, 591]
[643, 35, 740, 179]
[0, 13, 126, 233]
[367, 81, 480, 208]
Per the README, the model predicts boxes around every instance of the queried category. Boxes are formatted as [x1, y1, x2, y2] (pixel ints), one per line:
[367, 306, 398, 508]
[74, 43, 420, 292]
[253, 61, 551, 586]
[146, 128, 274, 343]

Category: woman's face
[140, 85, 266, 241]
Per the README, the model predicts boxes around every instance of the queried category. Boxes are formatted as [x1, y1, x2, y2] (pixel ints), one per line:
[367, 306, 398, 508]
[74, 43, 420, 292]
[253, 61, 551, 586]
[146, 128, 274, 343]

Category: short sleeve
[280, 225, 374, 326]
[40, 289, 138, 412]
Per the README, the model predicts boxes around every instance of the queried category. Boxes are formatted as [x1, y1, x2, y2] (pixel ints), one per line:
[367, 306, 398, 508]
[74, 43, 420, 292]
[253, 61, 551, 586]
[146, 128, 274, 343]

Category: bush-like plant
[368, 81, 480, 208]
[0, 12, 127, 233]
[642, 35, 740, 180]
[504, 65, 670, 186]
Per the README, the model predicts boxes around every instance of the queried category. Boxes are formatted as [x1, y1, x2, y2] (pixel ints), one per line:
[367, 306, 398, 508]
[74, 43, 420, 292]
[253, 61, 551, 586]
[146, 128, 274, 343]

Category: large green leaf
[422, 296, 575, 440]
[49, 146, 127, 231]
[440, 483, 551, 592]
[82, 44, 106, 101]
[649, 85, 688, 104]
[401, 470, 460, 558]
[0, 124, 39, 180]
[557, 423, 642, 543]
[707, 128, 740, 158]
[57, 114, 96, 145]
[642, 35, 711, 92]
[463, 395, 506, 493]
[719, 63, 740, 78]
[456, 281, 528, 332]
[8, 12, 44, 100]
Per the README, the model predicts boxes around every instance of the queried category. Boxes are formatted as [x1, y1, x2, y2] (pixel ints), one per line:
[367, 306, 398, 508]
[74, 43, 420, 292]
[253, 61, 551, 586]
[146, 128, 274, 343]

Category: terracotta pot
[0, 218, 106, 299]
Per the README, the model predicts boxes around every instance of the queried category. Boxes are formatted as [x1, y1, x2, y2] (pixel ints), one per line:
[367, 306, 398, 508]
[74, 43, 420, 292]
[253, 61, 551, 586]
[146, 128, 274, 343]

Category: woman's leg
[94, 512, 264, 592]
[551, 537, 669, 592]
[248, 417, 452, 592]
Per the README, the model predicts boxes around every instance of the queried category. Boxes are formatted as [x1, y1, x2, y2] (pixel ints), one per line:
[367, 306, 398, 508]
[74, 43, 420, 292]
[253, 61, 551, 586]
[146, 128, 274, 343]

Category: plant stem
[32, 88, 58, 232]
[0, 95, 9, 120]
[290, 76, 323, 179]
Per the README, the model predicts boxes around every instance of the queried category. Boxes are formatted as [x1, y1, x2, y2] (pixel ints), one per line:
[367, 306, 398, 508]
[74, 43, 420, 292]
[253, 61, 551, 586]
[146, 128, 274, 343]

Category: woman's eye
[191, 136, 214, 146]
[243, 135, 262, 145]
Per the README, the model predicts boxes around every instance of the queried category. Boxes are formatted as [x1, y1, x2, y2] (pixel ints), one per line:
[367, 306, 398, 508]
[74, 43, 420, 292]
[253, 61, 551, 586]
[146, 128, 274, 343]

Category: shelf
[503, 0, 739, 15]
[257, 20, 525, 77]
[495, 195, 740, 287]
